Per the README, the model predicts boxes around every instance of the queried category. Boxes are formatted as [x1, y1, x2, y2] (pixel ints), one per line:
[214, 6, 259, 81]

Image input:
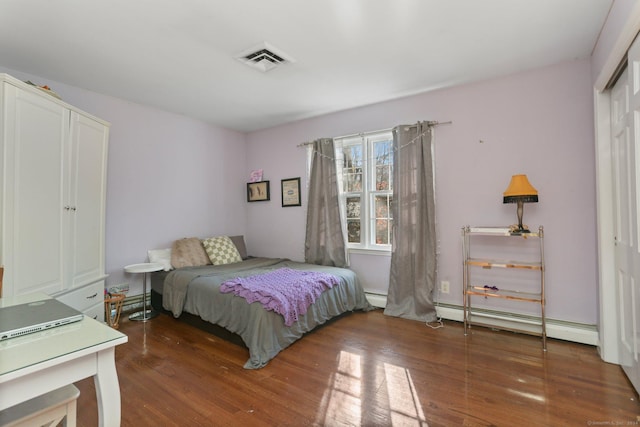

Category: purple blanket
[219, 268, 339, 326]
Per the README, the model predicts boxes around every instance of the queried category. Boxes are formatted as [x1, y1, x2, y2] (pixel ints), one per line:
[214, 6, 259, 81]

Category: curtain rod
[297, 120, 452, 147]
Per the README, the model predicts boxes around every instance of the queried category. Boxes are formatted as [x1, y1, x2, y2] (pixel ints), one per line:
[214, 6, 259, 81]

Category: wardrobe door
[67, 111, 109, 289]
[2, 83, 69, 296]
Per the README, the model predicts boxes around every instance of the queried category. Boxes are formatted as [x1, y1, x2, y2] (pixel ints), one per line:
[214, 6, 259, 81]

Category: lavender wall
[1, 57, 598, 325]
[246, 58, 598, 325]
[0, 66, 248, 295]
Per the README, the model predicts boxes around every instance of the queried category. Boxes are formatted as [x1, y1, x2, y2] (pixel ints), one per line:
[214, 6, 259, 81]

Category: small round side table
[124, 262, 164, 321]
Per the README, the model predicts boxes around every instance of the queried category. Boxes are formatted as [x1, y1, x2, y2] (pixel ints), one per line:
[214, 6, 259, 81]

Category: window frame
[337, 130, 394, 253]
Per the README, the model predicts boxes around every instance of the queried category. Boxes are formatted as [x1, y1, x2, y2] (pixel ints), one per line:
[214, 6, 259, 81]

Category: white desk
[0, 293, 128, 427]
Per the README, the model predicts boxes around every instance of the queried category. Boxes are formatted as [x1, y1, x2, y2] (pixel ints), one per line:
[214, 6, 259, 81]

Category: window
[337, 131, 393, 251]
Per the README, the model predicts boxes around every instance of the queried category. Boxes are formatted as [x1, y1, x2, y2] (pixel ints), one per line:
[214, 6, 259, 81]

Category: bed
[150, 255, 372, 369]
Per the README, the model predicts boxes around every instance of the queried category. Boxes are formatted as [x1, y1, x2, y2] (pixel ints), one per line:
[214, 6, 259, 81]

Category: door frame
[594, 3, 640, 364]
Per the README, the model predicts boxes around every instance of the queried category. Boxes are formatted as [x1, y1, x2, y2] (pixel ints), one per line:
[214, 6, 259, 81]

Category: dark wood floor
[75, 309, 639, 426]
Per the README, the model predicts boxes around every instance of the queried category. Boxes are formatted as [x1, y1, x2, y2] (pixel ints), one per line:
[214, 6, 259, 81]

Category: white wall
[246, 58, 598, 325]
[0, 66, 248, 295]
[591, 0, 639, 85]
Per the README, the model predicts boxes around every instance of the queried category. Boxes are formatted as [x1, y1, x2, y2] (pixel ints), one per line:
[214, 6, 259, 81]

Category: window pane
[346, 196, 361, 243]
[375, 219, 391, 244]
[346, 196, 361, 218]
[347, 220, 361, 243]
[343, 145, 363, 192]
[374, 194, 391, 218]
[373, 140, 392, 191]
[374, 194, 392, 245]
[344, 172, 362, 192]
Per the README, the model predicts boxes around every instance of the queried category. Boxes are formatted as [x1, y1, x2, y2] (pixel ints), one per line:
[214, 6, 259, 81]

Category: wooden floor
[75, 309, 639, 426]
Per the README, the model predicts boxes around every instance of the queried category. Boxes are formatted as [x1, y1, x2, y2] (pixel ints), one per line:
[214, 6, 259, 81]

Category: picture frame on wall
[247, 180, 270, 202]
[249, 169, 263, 182]
[281, 177, 301, 207]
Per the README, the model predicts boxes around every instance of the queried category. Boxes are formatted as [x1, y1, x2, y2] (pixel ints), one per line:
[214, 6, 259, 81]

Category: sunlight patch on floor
[316, 350, 428, 426]
[384, 362, 428, 426]
[316, 350, 363, 426]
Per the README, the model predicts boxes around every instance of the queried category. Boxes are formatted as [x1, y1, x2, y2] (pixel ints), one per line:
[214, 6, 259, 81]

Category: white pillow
[148, 248, 173, 271]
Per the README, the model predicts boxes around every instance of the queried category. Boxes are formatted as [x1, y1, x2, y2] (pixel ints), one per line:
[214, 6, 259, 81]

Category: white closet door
[2, 83, 69, 296]
[612, 36, 640, 393]
[625, 35, 640, 392]
[67, 111, 108, 289]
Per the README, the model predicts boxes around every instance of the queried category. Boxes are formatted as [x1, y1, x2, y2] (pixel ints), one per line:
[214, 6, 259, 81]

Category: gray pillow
[229, 235, 248, 259]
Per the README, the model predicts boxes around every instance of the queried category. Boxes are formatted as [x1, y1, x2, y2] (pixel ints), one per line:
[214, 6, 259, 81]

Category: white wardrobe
[0, 74, 109, 321]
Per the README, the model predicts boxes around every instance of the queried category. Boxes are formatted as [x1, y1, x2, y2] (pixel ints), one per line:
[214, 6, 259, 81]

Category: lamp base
[510, 200, 531, 234]
[509, 224, 531, 234]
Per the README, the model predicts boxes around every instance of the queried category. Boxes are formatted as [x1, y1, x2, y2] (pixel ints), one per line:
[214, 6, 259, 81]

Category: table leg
[128, 271, 158, 321]
[94, 347, 121, 427]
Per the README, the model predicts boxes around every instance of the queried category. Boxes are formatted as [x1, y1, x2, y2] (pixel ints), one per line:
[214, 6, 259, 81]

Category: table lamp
[503, 174, 538, 233]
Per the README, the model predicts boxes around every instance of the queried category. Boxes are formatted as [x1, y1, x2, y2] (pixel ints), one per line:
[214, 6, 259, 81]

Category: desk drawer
[84, 302, 105, 322]
[56, 281, 104, 313]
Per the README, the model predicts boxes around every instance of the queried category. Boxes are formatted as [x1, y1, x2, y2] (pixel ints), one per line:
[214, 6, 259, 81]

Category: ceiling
[0, 0, 613, 132]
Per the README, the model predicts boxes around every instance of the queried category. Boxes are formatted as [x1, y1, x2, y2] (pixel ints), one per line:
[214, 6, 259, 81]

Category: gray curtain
[384, 122, 437, 322]
[305, 138, 348, 267]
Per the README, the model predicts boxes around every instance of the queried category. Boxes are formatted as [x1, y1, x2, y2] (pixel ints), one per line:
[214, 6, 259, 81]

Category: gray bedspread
[162, 257, 373, 369]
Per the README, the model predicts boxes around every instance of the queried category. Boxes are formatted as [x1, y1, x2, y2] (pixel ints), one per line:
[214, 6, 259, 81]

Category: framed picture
[281, 177, 301, 207]
[249, 169, 263, 182]
[247, 180, 270, 202]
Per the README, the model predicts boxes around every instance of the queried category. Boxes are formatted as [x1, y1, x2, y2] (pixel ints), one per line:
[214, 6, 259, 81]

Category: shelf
[464, 313, 546, 339]
[465, 286, 543, 303]
[467, 226, 542, 238]
[466, 258, 543, 270]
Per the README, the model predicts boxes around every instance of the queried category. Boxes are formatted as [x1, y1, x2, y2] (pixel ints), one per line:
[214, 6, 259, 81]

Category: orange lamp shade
[503, 174, 538, 204]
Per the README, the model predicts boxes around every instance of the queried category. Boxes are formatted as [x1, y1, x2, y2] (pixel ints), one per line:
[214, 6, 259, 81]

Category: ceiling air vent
[236, 42, 296, 72]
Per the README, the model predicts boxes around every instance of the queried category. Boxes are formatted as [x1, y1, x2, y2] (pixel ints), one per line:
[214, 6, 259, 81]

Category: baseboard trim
[365, 293, 598, 346]
[120, 294, 146, 314]
[365, 293, 388, 308]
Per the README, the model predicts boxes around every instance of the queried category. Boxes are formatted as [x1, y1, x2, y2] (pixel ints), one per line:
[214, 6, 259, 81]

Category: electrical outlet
[440, 280, 450, 294]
